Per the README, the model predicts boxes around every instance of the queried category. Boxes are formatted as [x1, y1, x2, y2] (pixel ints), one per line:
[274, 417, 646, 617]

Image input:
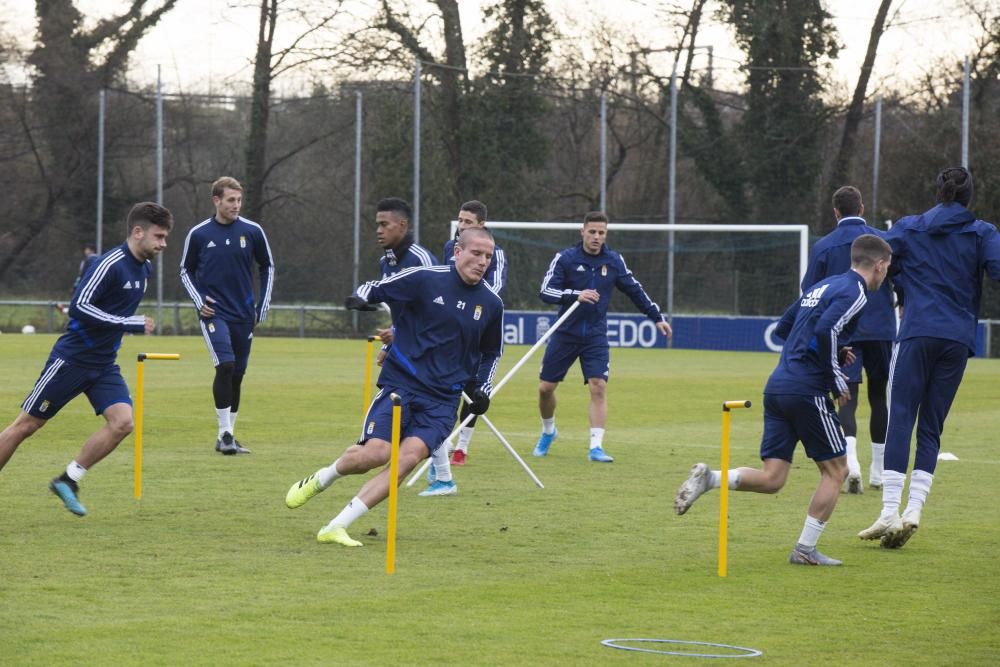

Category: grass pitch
[1, 334, 998, 665]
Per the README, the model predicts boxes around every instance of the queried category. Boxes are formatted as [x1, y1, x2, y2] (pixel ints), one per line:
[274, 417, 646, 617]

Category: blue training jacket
[443, 237, 508, 294]
[767, 270, 868, 397]
[354, 265, 504, 402]
[52, 243, 151, 369]
[802, 217, 896, 342]
[539, 241, 665, 339]
[378, 236, 437, 279]
[886, 202, 1000, 355]
[180, 216, 275, 324]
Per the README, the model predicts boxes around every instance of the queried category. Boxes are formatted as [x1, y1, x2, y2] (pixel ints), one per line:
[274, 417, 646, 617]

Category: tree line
[1, 0, 998, 318]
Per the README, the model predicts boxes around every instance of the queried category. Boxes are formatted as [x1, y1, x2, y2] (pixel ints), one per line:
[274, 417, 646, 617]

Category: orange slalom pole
[719, 399, 752, 577]
[134, 353, 181, 499]
[386, 393, 402, 574]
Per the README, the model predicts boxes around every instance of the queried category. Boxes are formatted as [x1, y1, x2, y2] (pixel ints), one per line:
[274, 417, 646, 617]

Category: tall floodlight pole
[96, 89, 106, 254]
[156, 65, 164, 331]
[353, 91, 363, 332]
[600, 91, 607, 212]
[413, 58, 421, 243]
[667, 67, 678, 332]
[961, 56, 970, 168]
[872, 95, 882, 225]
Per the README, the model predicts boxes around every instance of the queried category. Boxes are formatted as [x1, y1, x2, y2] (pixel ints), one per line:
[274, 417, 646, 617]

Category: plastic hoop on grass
[601, 638, 762, 658]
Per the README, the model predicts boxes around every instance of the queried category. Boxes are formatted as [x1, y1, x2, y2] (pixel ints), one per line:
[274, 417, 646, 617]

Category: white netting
[454, 222, 809, 317]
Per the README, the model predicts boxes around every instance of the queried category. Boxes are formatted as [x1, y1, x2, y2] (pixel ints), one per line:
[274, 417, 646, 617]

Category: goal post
[451, 221, 810, 321]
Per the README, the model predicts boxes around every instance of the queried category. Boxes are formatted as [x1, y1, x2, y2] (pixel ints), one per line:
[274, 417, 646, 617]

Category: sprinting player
[0, 203, 173, 516]
[859, 167, 1000, 549]
[284, 227, 503, 547]
[440, 200, 508, 468]
[180, 176, 275, 455]
[533, 211, 671, 462]
[802, 186, 895, 492]
[676, 234, 892, 566]
[365, 198, 455, 497]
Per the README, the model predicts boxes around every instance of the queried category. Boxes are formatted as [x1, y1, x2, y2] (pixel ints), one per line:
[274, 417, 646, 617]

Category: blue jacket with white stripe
[378, 236, 437, 279]
[538, 241, 665, 339]
[802, 217, 896, 342]
[767, 270, 868, 397]
[885, 203, 1000, 355]
[52, 243, 150, 368]
[180, 216, 275, 324]
[354, 265, 503, 402]
[443, 237, 507, 294]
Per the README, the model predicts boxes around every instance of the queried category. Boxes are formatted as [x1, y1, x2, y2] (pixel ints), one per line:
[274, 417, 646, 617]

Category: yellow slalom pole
[363, 335, 381, 419]
[386, 393, 402, 574]
[134, 353, 181, 499]
[719, 399, 752, 577]
[134, 358, 145, 499]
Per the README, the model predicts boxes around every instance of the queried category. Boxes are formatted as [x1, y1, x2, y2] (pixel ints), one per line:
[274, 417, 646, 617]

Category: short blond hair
[212, 176, 243, 198]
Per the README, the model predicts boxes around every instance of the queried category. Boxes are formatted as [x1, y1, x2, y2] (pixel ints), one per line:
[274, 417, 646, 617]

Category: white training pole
[477, 411, 545, 488]
[406, 301, 581, 485]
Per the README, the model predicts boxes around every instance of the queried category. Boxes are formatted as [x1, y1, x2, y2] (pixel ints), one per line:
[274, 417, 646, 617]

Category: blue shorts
[21, 356, 131, 419]
[759, 393, 846, 463]
[539, 333, 610, 384]
[358, 387, 459, 454]
[199, 318, 254, 372]
[841, 340, 892, 385]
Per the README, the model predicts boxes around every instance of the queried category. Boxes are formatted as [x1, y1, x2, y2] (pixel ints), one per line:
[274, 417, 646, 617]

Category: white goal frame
[451, 221, 810, 318]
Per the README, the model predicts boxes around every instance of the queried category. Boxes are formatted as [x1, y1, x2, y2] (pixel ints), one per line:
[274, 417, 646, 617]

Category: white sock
[66, 461, 87, 483]
[456, 426, 474, 453]
[870, 442, 885, 477]
[541, 417, 556, 435]
[229, 411, 238, 435]
[904, 469, 934, 516]
[708, 470, 739, 489]
[216, 407, 231, 438]
[589, 428, 605, 450]
[797, 515, 827, 549]
[432, 446, 452, 482]
[317, 458, 343, 489]
[327, 496, 369, 530]
[880, 469, 907, 519]
[845, 436, 860, 473]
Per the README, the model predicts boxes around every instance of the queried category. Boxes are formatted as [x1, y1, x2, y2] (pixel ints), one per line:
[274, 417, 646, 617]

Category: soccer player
[284, 227, 503, 547]
[533, 212, 671, 462]
[0, 203, 173, 516]
[675, 234, 892, 566]
[859, 167, 1000, 549]
[802, 186, 895, 493]
[365, 198, 455, 496]
[440, 200, 508, 467]
[180, 177, 275, 455]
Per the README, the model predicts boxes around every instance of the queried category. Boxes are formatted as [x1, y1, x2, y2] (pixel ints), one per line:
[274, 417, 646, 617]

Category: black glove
[345, 295, 377, 312]
[468, 387, 490, 415]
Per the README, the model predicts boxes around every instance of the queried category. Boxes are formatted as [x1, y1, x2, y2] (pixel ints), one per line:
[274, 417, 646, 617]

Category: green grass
[1, 334, 998, 665]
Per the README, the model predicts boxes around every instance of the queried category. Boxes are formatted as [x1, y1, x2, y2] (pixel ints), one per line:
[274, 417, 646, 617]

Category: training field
[1, 334, 998, 665]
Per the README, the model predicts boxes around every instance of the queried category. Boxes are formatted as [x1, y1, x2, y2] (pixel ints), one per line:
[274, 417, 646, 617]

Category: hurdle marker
[386, 393, 402, 574]
[719, 399, 751, 577]
[134, 353, 181, 499]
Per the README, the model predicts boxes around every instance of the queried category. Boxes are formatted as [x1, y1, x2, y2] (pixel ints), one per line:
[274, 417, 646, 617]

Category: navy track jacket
[801, 217, 896, 342]
[52, 243, 151, 368]
[767, 270, 868, 397]
[886, 203, 1000, 355]
[378, 237, 437, 279]
[354, 265, 504, 402]
[180, 216, 275, 323]
[539, 241, 665, 338]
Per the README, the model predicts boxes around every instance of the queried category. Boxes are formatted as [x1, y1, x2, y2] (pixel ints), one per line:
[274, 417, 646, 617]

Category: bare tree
[827, 0, 893, 208]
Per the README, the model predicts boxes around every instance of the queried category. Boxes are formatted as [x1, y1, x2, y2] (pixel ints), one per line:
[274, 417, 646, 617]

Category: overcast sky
[1, 0, 987, 95]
